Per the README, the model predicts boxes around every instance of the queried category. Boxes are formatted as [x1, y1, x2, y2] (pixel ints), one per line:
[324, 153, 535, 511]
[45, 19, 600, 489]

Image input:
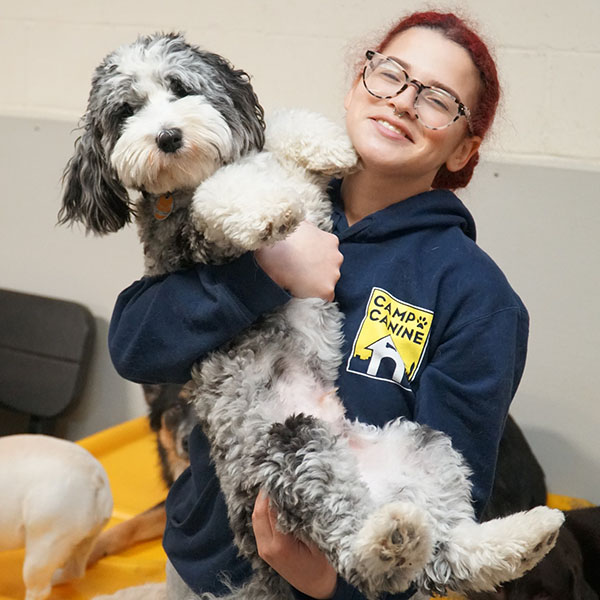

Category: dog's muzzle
[156, 128, 183, 153]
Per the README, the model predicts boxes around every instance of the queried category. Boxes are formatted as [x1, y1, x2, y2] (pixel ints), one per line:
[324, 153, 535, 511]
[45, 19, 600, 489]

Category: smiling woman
[341, 23, 492, 223]
[107, 10, 532, 600]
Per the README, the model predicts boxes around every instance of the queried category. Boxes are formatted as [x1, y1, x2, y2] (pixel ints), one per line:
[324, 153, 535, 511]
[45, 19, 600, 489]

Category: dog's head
[60, 33, 265, 234]
[142, 382, 199, 487]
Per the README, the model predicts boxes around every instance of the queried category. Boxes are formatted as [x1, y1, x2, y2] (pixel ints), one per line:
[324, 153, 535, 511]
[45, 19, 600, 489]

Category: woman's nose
[388, 84, 418, 119]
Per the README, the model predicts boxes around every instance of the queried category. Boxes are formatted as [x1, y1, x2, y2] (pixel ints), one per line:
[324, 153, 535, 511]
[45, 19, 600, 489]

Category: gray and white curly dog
[60, 33, 564, 600]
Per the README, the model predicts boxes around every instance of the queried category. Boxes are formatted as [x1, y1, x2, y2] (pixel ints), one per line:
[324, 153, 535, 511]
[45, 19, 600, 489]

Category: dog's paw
[265, 109, 358, 177]
[25, 586, 52, 600]
[207, 202, 303, 251]
[508, 506, 565, 575]
[192, 152, 306, 252]
[352, 502, 432, 594]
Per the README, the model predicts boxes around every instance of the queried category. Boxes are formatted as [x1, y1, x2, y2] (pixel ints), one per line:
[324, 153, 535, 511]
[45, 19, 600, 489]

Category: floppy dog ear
[197, 49, 266, 155]
[225, 65, 265, 154]
[142, 384, 166, 432]
[59, 125, 131, 234]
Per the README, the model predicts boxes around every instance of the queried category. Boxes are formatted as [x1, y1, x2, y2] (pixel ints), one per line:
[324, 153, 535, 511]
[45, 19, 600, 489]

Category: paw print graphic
[417, 316, 428, 330]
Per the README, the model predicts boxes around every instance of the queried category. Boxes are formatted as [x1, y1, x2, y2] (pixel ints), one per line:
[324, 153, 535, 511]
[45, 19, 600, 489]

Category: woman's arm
[108, 222, 342, 384]
[414, 305, 530, 516]
[108, 252, 290, 384]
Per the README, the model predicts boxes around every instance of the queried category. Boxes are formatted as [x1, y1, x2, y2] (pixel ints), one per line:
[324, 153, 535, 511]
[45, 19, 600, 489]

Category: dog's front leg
[265, 109, 358, 177]
[191, 152, 308, 255]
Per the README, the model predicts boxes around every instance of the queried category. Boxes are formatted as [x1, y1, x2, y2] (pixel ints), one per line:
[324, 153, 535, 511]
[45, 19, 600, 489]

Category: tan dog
[0, 434, 113, 600]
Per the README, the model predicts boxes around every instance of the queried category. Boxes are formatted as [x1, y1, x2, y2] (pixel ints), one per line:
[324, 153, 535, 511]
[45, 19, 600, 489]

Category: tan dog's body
[0, 434, 113, 600]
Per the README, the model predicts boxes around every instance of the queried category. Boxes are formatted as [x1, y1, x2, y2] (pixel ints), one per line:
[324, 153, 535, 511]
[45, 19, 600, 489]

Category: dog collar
[154, 194, 174, 221]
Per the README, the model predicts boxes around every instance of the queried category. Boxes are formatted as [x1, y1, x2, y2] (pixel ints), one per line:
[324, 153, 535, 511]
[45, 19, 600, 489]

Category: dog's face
[60, 33, 265, 234]
[143, 382, 199, 487]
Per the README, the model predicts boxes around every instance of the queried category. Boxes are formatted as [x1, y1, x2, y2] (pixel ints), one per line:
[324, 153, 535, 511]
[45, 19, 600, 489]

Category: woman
[109, 11, 528, 600]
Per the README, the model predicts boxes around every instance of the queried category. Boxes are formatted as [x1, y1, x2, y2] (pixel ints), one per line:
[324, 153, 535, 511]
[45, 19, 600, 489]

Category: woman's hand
[255, 221, 343, 301]
[252, 491, 337, 599]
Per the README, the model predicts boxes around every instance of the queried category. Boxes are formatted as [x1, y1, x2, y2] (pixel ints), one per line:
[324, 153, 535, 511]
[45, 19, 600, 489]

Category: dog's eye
[169, 79, 193, 99]
[116, 103, 135, 122]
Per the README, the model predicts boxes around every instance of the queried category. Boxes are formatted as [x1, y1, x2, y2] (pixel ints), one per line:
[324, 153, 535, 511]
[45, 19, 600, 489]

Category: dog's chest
[137, 194, 195, 275]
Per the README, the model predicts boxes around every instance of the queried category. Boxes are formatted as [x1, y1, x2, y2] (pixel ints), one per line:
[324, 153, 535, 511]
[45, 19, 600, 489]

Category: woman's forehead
[382, 27, 480, 106]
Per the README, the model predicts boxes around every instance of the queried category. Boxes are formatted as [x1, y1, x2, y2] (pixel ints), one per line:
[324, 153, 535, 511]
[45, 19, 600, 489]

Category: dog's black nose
[156, 128, 183, 153]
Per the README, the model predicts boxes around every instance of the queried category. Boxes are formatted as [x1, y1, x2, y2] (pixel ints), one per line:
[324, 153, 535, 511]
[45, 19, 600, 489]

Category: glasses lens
[364, 57, 407, 98]
[415, 88, 459, 129]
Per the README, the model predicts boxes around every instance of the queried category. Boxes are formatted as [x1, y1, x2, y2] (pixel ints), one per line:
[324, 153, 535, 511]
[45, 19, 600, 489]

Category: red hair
[375, 11, 500, 189]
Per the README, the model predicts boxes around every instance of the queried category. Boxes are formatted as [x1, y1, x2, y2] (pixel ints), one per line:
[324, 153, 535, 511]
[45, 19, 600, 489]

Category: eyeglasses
[362, 50, 474, 133]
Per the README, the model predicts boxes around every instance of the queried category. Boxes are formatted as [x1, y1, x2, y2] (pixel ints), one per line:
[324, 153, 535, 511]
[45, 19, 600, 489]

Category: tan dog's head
[142, 382, 198, 487]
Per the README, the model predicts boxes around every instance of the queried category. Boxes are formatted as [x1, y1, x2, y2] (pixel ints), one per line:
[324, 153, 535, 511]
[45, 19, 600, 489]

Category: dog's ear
[226, 66, 265, 154]
[142, 384, 166, 432]
[59, 123, 132, 234]
[142, 384, 163, 407]
[198, 49, 265, 155]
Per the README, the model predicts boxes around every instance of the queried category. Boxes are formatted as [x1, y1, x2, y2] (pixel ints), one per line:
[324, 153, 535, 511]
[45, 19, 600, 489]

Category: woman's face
[345, 27, 482, 186]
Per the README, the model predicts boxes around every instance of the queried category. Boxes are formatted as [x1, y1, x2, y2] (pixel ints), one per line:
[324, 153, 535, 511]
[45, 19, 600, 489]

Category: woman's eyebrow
[388, 55, 462, 100]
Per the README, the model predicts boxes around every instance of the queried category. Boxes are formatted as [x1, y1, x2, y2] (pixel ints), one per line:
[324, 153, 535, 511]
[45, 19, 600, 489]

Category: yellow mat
[0, 417, 168, 600]
[0, 417, 596, 600]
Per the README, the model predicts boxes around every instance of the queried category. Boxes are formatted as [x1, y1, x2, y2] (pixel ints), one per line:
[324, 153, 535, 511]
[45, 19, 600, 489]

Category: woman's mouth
[373, 118, 414, 142]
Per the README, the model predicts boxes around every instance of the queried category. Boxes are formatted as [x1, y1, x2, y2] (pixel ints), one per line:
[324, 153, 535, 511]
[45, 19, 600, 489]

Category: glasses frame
[362, 50, 474, 133]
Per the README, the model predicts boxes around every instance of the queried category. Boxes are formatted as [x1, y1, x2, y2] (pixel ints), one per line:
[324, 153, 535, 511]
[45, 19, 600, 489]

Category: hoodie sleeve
[413, 305, 529, 517]
[108, 252, 290, 384]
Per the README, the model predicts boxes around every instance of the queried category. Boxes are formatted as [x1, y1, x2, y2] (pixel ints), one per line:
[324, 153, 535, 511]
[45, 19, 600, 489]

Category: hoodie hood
[328, 178, 477, 243]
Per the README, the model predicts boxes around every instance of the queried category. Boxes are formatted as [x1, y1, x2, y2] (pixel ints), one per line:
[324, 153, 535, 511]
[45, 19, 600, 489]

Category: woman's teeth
[377, 119, 406, 137]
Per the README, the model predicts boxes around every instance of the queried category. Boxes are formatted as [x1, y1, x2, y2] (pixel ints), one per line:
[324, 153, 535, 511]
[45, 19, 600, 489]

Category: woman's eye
[424, 94, 451, 112]
[378, 69, 403, 84]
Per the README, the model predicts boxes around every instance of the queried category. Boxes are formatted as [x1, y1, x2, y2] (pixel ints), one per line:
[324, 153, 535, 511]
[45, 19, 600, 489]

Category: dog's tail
[93, 582, 166, 600]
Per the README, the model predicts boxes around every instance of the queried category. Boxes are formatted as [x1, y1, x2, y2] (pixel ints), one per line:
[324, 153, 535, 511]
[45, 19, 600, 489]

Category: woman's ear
[446, 135, 482, 173]
[344, 74, 362, 111]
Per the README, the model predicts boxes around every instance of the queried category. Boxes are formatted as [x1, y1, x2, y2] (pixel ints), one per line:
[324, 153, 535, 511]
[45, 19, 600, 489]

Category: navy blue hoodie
[109, 181, 529, 599]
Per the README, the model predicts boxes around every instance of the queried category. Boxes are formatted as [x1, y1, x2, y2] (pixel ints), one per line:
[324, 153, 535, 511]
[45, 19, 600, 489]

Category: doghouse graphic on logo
[347, 287, 433, 389]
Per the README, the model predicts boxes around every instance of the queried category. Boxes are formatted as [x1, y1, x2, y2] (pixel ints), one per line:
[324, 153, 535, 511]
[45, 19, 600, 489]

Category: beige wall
[1, 1, 599, 501]
[2, 0, 599, 168]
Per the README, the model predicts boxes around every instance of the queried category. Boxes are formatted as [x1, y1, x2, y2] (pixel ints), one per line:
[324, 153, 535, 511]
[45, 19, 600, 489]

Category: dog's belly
[345, 421, 435, 507]
[266, 369, 344, 433]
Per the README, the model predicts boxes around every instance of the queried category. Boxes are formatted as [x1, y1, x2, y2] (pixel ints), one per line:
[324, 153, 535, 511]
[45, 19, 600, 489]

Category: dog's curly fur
[60, 33, 564, 599]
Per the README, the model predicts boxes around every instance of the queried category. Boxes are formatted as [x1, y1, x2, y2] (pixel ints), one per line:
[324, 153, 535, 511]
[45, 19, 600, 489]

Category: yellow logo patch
[347, 287, 433, 387]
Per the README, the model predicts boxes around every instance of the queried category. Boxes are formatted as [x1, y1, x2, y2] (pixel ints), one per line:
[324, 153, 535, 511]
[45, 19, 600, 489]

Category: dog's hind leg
[52, 533, 98, 584]
[350, 501, 433, 596]
[23, 534, 76, 600]
[257, 414, 425, 599]
[424, 505, 565, 594]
